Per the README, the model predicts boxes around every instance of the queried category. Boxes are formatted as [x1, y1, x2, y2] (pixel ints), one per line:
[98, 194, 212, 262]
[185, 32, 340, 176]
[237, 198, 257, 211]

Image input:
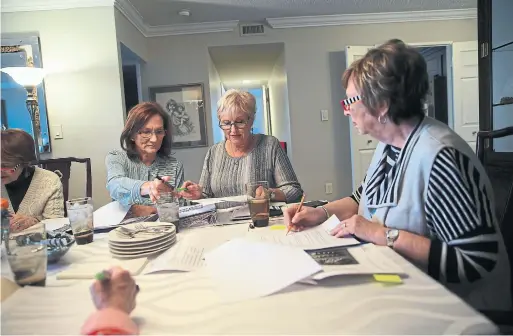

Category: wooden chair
[37, 157, 92, 216]
[475, 128, 513, 330]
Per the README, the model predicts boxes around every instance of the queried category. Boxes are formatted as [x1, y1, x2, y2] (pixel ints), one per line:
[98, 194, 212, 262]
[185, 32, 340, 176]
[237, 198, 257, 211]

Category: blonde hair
[217, 89, 256, 120]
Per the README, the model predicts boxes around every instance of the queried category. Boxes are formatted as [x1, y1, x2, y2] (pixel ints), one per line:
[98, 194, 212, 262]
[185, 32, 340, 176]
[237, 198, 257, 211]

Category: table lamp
[0, 67, 46, 161]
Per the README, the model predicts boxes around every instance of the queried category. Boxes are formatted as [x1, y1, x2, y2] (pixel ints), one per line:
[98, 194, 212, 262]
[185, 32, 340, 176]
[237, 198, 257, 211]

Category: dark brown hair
[120, 102, 172, 160]
[342, 39, 429, 124]
[1, 129, 37, 167]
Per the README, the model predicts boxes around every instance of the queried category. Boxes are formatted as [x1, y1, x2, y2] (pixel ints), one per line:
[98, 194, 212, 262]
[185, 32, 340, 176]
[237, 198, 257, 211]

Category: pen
[286, 194, 305, 236]
[155, 175, 188, 192]
[95, 270, 140, 292]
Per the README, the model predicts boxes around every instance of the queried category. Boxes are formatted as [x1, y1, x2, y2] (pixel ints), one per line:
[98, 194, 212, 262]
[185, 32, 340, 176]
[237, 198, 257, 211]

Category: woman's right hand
[283, 205, 326, 231]
[179, 181, 202, 200]
[90, 267, 138, 315]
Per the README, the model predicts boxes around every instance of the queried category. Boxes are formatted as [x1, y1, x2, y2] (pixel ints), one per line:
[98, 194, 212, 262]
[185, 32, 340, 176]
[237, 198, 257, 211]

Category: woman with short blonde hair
[181, 89, 303, 203]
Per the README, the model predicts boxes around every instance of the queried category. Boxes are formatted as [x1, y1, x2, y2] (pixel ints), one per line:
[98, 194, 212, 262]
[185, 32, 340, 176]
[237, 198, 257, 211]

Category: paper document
[309, 244, 404, 280]
[195, 195, 247, 206]
[144, 240, 206, 274]
[41, 217, 70, 231]
[93, 201, 129, 230]
[204, 238, 322, 302]
[246, 215, 360, 250]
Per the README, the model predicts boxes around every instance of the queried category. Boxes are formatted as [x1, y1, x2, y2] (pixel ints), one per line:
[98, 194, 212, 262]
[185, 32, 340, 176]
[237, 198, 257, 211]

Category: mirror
[1, 36, 51, 153]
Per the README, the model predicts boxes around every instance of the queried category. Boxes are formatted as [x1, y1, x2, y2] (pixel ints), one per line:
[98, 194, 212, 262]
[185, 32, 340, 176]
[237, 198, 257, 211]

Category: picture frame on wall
[149, 83, 208, 148]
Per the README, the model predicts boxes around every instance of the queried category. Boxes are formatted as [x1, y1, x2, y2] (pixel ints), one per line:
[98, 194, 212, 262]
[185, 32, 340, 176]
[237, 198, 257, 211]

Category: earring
[378, 115, 388, 124]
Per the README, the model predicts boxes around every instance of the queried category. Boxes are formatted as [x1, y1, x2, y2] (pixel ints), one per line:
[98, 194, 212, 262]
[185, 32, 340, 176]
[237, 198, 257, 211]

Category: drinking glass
[246, 181, 270, 228]
[6, 221, 47, 286]
[156, 192, 180, 232]
[66, 197, 94, 245]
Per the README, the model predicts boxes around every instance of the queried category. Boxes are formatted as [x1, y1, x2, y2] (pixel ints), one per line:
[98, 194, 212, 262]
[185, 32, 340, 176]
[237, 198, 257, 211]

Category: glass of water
[66, 197, 94, 245]
[156, 192, 180, 231]
[6, 221, 47, 286]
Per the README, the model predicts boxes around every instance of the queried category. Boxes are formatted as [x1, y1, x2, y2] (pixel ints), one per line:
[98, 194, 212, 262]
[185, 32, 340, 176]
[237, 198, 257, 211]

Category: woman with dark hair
[284, 39, 511, 311]
[106, 102, 184, 207]
[1, 129, 64, 231]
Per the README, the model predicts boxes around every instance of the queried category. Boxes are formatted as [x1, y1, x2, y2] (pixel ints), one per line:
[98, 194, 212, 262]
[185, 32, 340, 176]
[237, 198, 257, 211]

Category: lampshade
[0, 67, 46, 87]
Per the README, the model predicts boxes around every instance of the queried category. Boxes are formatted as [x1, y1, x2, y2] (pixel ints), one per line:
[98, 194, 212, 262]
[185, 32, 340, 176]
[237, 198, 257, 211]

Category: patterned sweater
[105, 150, 184, 207]
[1, 167, 64, 220]
[199, 134, 303, 203]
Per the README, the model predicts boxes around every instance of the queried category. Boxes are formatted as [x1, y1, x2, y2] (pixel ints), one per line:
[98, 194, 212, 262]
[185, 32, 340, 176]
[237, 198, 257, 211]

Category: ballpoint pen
[286, 194, 305, 236]
[155, 175, 188, 192]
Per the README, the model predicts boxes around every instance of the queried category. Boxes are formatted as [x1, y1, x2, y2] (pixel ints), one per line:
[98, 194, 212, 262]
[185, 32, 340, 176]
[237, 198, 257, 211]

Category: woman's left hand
[330, 214, 385, 244]
[10, 214, 39, 232]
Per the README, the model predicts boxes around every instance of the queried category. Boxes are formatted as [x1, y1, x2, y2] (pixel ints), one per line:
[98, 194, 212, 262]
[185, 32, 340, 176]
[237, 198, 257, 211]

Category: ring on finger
[342, 222, 347, 228]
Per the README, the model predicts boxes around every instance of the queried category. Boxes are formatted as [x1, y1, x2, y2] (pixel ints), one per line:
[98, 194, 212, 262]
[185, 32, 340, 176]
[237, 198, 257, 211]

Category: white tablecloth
[1, 224, 497, 335]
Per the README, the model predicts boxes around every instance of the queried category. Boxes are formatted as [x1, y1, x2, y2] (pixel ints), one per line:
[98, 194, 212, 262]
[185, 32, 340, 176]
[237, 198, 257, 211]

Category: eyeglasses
[138, 129, 166, 139]
[341, 95, 362, 111]
[218, 120, 249, 130]
[1, 163, 21, 174]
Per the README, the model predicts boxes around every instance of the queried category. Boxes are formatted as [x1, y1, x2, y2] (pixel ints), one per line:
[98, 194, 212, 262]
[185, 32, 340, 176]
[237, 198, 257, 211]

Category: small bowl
[46, 229, 75, 264]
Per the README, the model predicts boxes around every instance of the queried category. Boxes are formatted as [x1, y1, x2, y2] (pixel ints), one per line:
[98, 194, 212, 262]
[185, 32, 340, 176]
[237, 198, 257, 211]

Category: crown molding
[0, 0, 114, 12]
[113, 0, 147, 36]
[144, 20, 240, 37]
[267, 8, 477, 29]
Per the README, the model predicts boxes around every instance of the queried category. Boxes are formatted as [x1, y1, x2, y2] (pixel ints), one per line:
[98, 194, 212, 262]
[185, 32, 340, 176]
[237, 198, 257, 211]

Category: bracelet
[319, 205, 329, 220]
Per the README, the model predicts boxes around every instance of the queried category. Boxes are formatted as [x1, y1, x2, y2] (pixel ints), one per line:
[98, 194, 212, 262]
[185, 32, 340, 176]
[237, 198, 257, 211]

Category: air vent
[240, 24, 265, 36]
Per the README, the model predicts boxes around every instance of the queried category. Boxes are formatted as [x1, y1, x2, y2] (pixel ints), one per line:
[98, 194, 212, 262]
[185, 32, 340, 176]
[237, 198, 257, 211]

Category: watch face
[388, 229, 399, 240]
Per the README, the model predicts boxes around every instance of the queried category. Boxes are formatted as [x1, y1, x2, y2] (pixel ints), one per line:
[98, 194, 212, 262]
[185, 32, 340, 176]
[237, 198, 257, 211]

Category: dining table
[0, 202, 498, 335]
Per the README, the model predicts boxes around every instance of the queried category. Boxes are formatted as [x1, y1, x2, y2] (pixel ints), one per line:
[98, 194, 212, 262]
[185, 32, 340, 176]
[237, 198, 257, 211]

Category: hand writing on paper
[180, 181, 202, 200]
[90, 267, 139, 314]
[330, 214, 386, 244]
[283, 205, 326, 232]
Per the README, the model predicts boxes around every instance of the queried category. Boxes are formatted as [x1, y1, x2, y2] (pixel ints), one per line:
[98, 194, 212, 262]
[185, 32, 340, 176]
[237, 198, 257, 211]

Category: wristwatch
[385, 229, 400, 248]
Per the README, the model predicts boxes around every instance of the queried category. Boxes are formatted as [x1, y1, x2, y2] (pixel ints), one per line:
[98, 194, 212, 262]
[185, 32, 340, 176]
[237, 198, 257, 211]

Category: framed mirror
[1, 36, 51, 153]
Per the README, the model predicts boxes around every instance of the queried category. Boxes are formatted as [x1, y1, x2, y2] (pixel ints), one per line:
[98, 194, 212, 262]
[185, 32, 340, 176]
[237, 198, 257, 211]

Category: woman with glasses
[180, 89, 303, 203]
[106, 102, 184, 208]
[1, 129, 64, 232]
[284, 39, 510, 311]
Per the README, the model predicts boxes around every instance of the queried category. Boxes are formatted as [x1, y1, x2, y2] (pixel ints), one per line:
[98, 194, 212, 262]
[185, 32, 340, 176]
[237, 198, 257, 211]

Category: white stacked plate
[108, 222, 176, 259]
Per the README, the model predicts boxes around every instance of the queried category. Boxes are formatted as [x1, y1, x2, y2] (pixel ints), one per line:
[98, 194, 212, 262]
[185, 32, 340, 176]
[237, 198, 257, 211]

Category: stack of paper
[204, 238, 322, 302]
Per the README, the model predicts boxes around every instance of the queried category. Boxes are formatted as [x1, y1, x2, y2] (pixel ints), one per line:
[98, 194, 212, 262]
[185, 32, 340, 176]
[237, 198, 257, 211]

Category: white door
[452, 41, 479, 150]
[345, 46, 375, 190]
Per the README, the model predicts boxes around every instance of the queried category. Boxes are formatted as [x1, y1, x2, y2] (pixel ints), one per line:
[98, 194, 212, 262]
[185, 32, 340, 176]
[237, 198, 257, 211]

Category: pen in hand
[155, 175, 188, 192]
[95, 270, 140, 292]
[286, 194, 305, 236]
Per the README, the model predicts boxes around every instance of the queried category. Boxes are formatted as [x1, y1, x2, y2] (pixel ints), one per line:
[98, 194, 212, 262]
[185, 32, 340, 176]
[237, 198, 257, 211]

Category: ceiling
[127, 0, 477, 26]
[208, 43, 284, 87]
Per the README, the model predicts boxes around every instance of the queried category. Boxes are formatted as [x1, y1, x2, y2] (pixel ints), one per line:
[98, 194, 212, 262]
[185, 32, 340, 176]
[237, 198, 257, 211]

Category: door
[452, 41, 479, 150]
[345, 46, 375, 189]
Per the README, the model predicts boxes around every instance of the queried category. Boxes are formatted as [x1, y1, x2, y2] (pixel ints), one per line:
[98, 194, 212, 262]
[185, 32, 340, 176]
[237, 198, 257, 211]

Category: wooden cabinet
[478, 0, 513, 165]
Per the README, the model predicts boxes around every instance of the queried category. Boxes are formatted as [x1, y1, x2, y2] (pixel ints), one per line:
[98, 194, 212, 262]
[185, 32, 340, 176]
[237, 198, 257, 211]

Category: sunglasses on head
[340, 95, 362, 111]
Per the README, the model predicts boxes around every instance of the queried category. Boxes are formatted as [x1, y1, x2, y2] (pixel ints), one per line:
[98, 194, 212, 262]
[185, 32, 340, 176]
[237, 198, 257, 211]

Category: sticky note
[270, 225, 286, 230]
[373, 274, 402, 284]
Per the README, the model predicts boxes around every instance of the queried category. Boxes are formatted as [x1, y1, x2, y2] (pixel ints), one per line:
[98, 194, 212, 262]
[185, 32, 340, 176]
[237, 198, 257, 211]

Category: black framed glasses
[0, 163, 21, 174]
[218, 120, 248, 130]
[341, 95, 362, 111]
[138, 129, 166, 139]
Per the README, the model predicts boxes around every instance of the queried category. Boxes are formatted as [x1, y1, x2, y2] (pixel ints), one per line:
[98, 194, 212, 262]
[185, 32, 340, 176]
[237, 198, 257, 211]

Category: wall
[142, 19, 478, 200]
[1, 7, 126, 207]
[208, 54, 223, 145]
[268, 50, 292, 157]
[114, 8, 148, 62]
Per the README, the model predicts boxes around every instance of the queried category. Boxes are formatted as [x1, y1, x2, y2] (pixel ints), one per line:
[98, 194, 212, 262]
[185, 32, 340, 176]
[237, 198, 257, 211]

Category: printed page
[144, 239, 206, 274]
[93, 201, 129, 229]
[204, 238, 322, 302]
[246, 215, 360, 250]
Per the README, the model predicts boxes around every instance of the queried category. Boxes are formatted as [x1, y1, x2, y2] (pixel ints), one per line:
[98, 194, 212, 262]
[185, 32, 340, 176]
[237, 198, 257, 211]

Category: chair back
[37, 157, 92, 216]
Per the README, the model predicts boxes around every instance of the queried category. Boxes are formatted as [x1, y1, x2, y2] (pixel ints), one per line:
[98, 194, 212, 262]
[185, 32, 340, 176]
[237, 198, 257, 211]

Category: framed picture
[149, 83, 208, 148]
